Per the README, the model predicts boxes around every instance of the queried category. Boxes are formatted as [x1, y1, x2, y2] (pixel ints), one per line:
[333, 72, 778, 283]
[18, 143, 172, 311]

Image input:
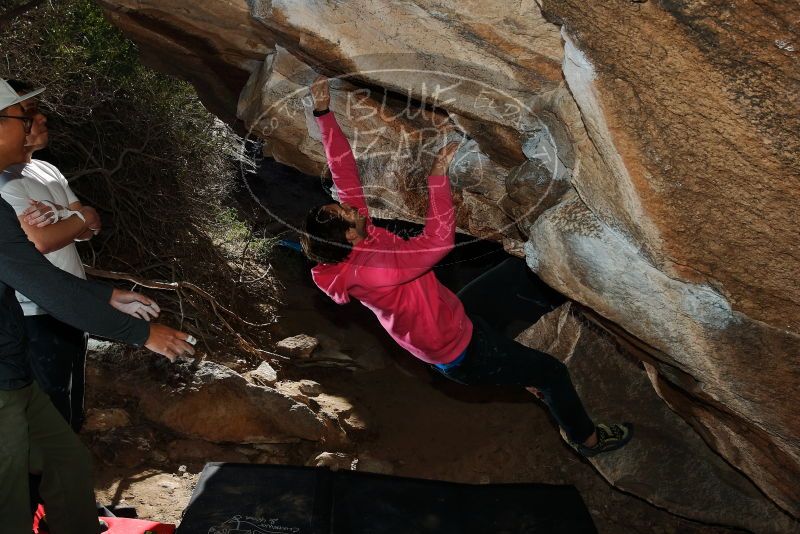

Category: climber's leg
[435, 315, 596, 444]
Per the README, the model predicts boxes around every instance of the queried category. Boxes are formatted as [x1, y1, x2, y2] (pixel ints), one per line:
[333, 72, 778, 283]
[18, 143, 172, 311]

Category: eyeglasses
[0, 115, 34, 134]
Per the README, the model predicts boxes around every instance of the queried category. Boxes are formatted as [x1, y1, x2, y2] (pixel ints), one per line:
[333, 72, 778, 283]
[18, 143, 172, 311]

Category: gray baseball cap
[0, 78, 45, 111]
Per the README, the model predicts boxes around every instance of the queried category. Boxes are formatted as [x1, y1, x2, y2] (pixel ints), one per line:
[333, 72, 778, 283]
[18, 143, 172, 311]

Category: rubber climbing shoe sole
[564, 422, 634, 458]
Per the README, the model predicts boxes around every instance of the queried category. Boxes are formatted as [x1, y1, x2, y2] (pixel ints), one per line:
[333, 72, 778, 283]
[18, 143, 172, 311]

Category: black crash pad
[177, 463, 596, 534]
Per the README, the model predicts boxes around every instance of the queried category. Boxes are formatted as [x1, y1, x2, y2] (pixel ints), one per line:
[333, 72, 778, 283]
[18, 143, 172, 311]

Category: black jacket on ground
[0, 198, 149, 390]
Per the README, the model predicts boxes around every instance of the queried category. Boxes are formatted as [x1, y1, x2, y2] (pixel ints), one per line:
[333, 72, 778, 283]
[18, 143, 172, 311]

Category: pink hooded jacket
[310, 111, 473, 364]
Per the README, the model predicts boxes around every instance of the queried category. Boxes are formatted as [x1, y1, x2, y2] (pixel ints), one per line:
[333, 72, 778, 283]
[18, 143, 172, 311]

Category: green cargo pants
[0, 382, 98, 534]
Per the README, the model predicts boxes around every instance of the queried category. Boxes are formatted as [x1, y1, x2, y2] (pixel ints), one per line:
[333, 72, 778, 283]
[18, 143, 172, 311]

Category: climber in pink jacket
[301, 76, 632, 457]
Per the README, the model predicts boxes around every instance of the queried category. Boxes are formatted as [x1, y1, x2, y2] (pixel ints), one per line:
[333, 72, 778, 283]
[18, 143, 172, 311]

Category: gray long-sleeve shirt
[0, 198, 150, 390]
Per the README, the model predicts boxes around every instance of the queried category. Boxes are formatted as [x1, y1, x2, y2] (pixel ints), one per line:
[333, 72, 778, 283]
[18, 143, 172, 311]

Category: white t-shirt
[0, 159, 87, 315]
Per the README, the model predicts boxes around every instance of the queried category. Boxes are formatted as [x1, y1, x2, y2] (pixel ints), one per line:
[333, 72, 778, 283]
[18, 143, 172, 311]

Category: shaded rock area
[95, 0, 800, 523]
[247, 248, 764, 533]
[97, 0, 275, 124]
[83, 408, 132, 433]
[518, 303, 798, 533]
[86, 341, 348, 448]
[524, 193, 800, 519]
[86, 248, 778, 532]
[135, 361, 340, 445]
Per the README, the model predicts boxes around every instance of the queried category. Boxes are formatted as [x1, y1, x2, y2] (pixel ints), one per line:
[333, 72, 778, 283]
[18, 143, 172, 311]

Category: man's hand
[79, 205, 101, 234]
[74, 228, 95, 242]
[144, 323, 196, 362]
[22, 200, 62, 227]
[110, 288, 161, 321]
[310, 75, 330, 111]
[430, 142, 460, 176]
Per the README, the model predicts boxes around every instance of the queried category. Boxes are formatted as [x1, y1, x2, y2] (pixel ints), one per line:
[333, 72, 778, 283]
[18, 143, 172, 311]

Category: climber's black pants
[434, 258, 596, 444]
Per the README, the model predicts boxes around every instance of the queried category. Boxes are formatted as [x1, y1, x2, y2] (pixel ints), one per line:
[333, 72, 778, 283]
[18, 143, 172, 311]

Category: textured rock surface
[250, 360, 279, 385]
[166, 438, 249, 463]
[112, 360, 345, 446]
[83, 408, 132, 433]
[98, 0, 800, 521]
[518, 303, 798, 533]
[97, 0, 273, 124]
[274, 378, 321, 403]
[276, 333, 319, 358]
[309, 451, 355, 471]
[525, 192, 800, 519]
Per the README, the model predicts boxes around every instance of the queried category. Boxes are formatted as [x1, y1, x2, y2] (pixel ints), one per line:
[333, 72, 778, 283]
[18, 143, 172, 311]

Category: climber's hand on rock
[311, 75, 330, 111]
[430, 142, 460, 175]
[144, 323, 196, 362]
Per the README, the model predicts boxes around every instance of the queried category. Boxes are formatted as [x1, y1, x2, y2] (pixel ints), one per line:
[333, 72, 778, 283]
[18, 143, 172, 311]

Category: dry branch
[85, 266, 277, 358]
[0, 0, 47, 29]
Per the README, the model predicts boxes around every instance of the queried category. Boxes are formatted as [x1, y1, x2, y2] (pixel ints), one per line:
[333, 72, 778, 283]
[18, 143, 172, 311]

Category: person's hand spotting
[110, 288, 161, 321]
[144, 324, 196, 362]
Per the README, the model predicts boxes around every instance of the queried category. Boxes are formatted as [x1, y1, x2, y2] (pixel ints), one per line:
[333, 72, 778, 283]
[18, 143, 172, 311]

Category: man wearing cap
[0, 79, 196, 533]
[1, 79, 108, 433]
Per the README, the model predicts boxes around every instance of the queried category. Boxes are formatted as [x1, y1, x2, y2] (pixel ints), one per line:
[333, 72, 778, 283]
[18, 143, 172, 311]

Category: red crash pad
[33, 505, 175, 534]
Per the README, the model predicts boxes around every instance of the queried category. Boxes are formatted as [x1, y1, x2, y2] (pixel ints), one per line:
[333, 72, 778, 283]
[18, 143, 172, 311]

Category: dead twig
[84, 266, 276, 329]
[0, 0, 47, 29]
[84, 266, 277, 359]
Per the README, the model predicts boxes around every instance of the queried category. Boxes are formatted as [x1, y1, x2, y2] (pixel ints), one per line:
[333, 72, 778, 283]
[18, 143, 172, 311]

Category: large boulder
[97, 0, 800, 518]
[113, 360, 347, 446]
[517, 303, 798, 533]
[98, 0, 274, 124]
[524, 193, 800, 517]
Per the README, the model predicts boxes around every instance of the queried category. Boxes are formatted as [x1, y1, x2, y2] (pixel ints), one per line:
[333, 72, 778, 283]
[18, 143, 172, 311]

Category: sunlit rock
[276, 333, 319, 358]
[99, 0, 800, 520]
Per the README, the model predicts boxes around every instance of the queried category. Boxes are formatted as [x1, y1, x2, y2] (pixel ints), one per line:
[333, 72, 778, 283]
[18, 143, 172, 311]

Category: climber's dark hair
[301, 204, 353, 264]
[6, 79, 35, 94]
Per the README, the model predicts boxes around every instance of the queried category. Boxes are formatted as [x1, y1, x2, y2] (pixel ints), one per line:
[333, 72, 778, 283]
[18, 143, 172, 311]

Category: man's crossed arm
[19, 199, 100, 253]
[0, 198, 193, 361]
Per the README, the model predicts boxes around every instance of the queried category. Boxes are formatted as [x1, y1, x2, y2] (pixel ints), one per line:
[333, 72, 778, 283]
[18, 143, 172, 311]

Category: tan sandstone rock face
[97, 0, 274, 123]
[99, 0, 800, 522]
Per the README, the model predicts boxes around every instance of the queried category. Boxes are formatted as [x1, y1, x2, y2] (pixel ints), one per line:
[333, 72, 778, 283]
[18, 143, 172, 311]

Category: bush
[1, 0, 275, 358]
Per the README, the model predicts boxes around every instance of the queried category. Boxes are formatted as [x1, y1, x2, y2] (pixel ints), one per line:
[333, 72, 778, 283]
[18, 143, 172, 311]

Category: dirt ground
[90, 248, 742, 534]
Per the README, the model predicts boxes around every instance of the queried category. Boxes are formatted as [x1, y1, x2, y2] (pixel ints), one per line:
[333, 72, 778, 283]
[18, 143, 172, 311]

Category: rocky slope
[97, 0, 800, 526]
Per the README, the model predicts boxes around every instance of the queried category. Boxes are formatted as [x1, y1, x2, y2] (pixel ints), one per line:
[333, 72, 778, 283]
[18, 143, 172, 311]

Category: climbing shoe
[564, 422, 633, 458]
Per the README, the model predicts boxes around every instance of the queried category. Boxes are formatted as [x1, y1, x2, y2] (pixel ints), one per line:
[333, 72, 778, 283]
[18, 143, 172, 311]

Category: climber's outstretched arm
[357, 143, 460, 287]
[311, 76, 367, 213]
